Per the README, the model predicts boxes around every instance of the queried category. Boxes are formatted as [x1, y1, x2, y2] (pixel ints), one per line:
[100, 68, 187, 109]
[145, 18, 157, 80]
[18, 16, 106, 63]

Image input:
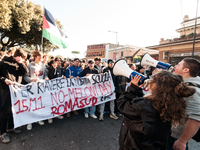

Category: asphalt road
[0, 110, 200, 150]
[0, 110, 121, 150]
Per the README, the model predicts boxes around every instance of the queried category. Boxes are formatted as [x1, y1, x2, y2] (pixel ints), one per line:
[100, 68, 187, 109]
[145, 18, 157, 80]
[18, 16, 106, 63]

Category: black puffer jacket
[117, 84, 171, 150]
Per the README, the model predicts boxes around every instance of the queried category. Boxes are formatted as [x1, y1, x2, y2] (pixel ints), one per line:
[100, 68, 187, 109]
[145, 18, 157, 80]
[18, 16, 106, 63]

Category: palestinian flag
[42, 8, 68, 48]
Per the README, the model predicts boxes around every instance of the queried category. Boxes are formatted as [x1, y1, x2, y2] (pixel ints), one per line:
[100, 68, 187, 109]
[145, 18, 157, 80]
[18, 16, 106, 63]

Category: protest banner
[86, 44, 106, 59]
[9, 72, 115, 128]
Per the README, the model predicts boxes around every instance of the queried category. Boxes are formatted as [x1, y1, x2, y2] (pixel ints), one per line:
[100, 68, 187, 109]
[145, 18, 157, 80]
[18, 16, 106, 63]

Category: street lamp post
[108, 30, 118, 60]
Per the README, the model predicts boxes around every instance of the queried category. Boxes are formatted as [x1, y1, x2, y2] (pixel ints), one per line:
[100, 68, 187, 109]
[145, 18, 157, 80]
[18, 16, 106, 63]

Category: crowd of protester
[0, 48, 131, 144]
[0, 48, 200, 150]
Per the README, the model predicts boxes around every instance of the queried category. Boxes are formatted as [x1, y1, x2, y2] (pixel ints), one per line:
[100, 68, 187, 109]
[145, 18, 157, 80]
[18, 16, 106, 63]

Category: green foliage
[133, 56, 141, 63]
[180, 35, 186, 38]
[71, 51, 80, 54]
[71, 51, 80, 58]
[188, 33, 195, 37]
[0, 0, 63, 52]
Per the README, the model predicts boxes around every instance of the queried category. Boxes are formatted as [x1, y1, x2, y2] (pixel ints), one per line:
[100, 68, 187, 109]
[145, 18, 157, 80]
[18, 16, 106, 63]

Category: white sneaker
[110, 113, 118, 120]
[57, 115, 64, 119]
[27, 124, 32, 130]
[38, 121, 44, 125]
[90, 114, 97, 119]
[85, 113, 89, 118]
[99, 114, 104, 121]
[48, 119, 53, 124]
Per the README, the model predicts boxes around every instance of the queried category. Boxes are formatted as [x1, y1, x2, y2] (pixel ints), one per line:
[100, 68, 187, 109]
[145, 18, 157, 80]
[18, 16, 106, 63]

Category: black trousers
[115, 93, 122, 113]
[0, 114, 14, 135]
[0, 93, 2, 112]
[0, 88, 14, 135]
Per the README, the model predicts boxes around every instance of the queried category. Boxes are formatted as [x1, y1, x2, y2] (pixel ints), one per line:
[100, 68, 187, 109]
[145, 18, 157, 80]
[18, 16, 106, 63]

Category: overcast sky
[31, 0, 200, 58]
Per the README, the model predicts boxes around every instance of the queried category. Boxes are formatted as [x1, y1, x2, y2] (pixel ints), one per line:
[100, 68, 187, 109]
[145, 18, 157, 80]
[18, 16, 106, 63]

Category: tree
[0, 0, 63, 52]
[71, 51, 80, 58]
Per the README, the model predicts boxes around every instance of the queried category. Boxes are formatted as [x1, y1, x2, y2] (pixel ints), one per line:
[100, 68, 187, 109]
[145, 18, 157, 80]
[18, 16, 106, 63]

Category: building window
[121, 51, 123, 57]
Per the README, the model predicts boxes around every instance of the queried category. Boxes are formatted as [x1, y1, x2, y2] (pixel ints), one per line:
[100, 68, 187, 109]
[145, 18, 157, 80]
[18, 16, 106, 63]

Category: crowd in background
[1, 48, 200, 150]
[0, 48, 142, 144]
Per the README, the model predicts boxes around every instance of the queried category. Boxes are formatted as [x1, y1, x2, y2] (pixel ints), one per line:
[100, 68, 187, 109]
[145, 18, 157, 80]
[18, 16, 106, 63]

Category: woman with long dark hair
[118, 71, 195, 150]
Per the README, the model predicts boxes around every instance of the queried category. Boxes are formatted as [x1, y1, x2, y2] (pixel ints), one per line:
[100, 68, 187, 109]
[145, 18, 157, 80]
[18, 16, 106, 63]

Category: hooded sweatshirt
[24, 61, 48, 83]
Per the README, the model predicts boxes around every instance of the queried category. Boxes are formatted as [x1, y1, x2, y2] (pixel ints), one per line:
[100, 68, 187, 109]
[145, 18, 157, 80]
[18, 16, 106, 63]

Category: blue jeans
[84, 106, 96, 115]
[167, 136, 188, 150]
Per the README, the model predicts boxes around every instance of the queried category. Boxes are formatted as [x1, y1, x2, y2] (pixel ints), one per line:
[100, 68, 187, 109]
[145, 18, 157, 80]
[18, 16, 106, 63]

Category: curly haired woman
[117, 70, 195, 150]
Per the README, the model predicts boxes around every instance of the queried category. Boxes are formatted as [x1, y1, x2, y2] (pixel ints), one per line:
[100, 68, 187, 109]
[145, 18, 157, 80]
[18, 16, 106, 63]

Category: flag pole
[41, 6, 44, 53]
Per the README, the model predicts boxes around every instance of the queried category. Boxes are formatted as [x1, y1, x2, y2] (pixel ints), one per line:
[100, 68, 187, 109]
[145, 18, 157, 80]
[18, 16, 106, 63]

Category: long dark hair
[147, 71, 195, 126]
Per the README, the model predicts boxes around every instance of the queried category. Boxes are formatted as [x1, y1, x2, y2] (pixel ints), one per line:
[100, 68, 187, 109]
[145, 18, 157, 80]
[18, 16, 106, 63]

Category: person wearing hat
[81, 60, 99, 119]
[99, 59, 118, 121]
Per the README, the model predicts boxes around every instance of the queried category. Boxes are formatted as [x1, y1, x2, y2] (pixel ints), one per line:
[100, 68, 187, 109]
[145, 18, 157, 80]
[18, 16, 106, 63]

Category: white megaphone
[140, 53, 174, 72]
[113, 59, 147, 85]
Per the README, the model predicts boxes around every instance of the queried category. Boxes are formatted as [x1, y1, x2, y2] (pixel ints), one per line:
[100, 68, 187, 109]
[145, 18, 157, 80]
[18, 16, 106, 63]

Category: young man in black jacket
[94, 57, 104, 73]
[99, 59, 118, 121]
[81, 60, 99, 119]
[0, 49, 28, 144]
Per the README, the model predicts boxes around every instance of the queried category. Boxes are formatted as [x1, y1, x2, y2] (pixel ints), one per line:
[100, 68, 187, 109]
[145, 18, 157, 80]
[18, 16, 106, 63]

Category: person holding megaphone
[117, 70, 195, 150]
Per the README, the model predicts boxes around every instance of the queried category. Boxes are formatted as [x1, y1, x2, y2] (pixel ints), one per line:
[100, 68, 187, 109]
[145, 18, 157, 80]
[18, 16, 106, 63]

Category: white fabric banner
[9, 72, 116, 128]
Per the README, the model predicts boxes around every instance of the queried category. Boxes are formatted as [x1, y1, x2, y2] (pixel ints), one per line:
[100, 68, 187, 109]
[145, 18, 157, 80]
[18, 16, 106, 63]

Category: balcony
[159, 33, 200, 45]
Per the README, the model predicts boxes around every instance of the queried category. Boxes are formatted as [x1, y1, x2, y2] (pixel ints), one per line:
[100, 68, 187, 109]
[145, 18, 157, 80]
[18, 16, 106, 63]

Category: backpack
[187, 82, 200, 142]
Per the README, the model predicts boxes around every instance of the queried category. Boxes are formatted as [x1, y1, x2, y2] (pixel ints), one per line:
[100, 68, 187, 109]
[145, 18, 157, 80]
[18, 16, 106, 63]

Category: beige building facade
[146, 15, 200, 65]
[108, 45, 158, 62]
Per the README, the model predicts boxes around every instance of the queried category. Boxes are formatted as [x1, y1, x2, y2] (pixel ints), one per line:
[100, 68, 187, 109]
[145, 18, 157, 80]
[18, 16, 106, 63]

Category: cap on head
[107, 59, 114, 64]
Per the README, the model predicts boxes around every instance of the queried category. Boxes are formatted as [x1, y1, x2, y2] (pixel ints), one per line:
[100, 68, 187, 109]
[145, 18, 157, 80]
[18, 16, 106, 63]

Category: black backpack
[187, 82, 200, 142]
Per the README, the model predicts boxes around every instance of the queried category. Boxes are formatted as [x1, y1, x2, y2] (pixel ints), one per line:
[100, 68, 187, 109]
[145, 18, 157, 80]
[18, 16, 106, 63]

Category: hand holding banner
[9, 72, 116, 128]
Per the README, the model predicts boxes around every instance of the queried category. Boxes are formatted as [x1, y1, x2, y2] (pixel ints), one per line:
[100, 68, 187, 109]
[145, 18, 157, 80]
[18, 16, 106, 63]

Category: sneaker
[66, 113, 70, 117]
[27, 124, 32, 130]
[99, 114, 104, 121]
[57, 115, 64, 119]
[118, 113, 123, 117]
[90, 114, 97, 119]
[1, 133, 10, 144]
[110, 113, 119, 120]
[48, 119, 53, 124]
[85, 113, 89, 118]
[74, 110, 78, 115]
[7, 129, 21, 134]
[38, 121, 44, 125]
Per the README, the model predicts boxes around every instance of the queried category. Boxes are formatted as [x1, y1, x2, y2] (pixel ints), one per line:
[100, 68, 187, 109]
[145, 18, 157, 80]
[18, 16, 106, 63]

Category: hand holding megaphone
[140, 53, 174, 72]
[113, 59, 148, 85]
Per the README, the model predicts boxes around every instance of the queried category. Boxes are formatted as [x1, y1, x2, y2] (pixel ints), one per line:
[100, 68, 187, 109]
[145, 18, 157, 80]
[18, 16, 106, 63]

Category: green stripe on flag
[42, 29, 68, 48]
